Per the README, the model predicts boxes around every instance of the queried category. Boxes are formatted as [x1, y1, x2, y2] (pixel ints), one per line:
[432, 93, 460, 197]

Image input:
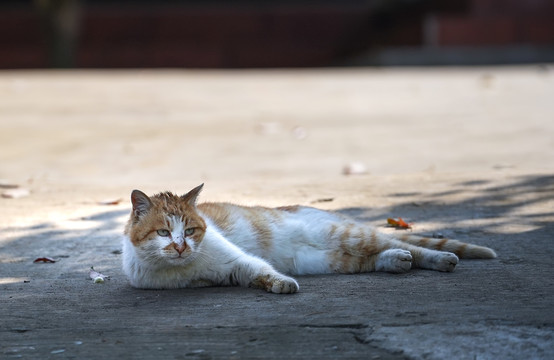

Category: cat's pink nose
[173, 243, 187, 255]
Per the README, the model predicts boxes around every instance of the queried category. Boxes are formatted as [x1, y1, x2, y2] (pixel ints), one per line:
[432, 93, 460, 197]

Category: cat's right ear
[131, 190, 152, 218]
[181, 183, 204, 206]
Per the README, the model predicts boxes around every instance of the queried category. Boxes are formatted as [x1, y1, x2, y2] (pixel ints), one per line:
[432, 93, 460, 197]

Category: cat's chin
[164, 255, 194, 266]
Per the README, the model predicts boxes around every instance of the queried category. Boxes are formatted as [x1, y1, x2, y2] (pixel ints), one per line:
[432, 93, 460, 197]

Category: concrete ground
[0, 66, 553, 359]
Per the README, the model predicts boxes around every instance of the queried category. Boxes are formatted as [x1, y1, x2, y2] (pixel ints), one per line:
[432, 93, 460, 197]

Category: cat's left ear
[131, 190, 153, 218]
[182, 183, 204, 206]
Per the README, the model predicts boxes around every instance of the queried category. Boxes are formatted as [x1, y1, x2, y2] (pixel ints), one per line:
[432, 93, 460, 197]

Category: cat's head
[125, 184, 206, 266]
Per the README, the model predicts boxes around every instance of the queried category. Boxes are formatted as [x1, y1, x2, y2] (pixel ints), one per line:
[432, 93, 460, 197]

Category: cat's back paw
[376, 249, 413, 273]
[433, 252, 459, 272]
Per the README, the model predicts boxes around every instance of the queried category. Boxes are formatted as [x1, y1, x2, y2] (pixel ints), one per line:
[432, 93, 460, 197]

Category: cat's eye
[157, 229, 171, 237]
[184, 228, 195, 236]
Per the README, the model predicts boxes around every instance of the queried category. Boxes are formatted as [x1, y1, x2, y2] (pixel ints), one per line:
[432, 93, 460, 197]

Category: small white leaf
[89, 267, 109, 283]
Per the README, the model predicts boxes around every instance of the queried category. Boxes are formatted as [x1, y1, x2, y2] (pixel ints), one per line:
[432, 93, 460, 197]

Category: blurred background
[1, 0, 553, 193]
[1, 0, 554, 69]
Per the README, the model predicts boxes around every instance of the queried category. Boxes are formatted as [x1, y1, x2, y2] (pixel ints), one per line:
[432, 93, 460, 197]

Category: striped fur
[122, 184, 496, 293]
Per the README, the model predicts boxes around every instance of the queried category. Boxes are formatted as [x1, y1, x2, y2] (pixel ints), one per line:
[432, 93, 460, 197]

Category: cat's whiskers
[194, 248, 241, 265]
[193, 250, 222, 265]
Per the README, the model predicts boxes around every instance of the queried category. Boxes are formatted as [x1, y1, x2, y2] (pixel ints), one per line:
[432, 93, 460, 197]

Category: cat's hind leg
[327, 248, 412, 274]
[375, 249, 413, 273]
[388, 241, 459, 272]
[326, 222, 458, 273]
[368, 246, 457, 273]
[411, 247, 459, 272]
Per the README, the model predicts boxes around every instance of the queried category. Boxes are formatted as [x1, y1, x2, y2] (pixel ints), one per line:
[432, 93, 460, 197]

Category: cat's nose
[173, 243, 187, 255]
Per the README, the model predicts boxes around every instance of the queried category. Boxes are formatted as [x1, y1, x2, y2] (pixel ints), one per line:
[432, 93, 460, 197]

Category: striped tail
[396, 234, 497, 259]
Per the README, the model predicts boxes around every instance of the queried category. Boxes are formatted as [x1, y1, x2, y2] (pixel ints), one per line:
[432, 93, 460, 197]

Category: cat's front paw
[250, 274, 299, 294]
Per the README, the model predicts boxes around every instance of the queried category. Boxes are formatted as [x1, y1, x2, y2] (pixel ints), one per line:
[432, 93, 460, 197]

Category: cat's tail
[395, 234, 497, 259]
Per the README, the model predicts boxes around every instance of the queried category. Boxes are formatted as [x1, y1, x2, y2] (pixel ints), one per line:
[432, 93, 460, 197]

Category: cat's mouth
[166, 254, 193, 263]
[162, 249, 197, 264]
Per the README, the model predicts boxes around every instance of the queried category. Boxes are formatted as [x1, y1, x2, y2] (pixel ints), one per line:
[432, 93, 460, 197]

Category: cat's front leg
[230, 256, 299, 294]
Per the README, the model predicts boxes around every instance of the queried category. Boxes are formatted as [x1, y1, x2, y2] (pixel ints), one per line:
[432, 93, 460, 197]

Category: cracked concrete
[1, 67, 553, 359]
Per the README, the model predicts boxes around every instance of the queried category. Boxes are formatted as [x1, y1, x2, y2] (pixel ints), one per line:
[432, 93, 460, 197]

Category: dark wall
[0, 0, 553, 68]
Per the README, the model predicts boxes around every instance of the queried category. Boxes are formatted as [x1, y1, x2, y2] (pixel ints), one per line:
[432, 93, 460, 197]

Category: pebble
[342, 162, 368, 175]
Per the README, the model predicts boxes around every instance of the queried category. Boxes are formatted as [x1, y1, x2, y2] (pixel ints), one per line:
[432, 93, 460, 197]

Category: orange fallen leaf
[33, 257, 56, 263]
[387, 217, 412, 230]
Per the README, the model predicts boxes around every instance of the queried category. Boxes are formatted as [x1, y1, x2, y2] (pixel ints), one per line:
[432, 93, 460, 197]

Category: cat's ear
[131, 190, 153, 218]
[182, 183, 204, 206]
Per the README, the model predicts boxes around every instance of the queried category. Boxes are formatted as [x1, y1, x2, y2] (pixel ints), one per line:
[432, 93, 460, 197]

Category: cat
[123, 184, 496, 294]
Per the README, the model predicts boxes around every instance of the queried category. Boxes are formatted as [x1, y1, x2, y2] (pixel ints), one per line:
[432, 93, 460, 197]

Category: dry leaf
[98, 198, 123, 205]
[0, 181, 19, 189]
[33, 257, 56, 263]
[89, 267, 109, 283]
[311, 198, 334, 204]
[387, 217, 412, 230]
[2, 188, 30, 199]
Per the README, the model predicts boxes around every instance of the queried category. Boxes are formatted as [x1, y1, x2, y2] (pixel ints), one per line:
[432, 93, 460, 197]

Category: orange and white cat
[123, 184, 496, 293]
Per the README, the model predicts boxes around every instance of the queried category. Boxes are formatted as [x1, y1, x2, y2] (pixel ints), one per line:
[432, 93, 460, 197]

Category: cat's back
[197, 202, 342, 234]
[197, 202, 295, 235]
